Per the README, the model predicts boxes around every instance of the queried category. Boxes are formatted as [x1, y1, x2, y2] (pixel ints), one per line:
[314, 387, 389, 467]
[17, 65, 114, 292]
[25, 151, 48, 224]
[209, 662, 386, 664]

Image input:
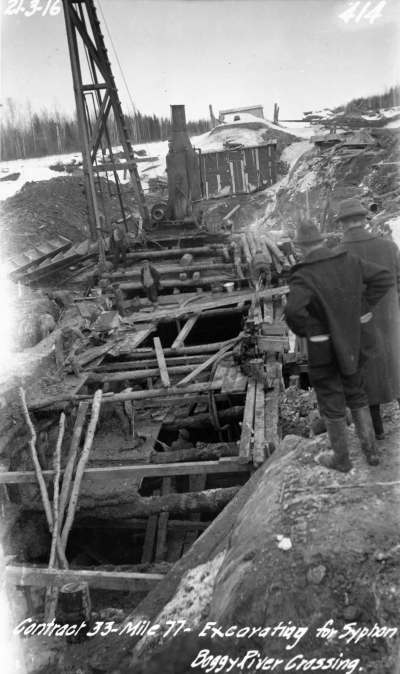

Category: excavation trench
[3, 309, 258, 625]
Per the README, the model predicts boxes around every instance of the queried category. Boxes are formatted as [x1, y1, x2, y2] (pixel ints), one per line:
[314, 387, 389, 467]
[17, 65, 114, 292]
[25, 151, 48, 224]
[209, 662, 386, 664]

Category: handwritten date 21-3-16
[5, 0, 61, 17]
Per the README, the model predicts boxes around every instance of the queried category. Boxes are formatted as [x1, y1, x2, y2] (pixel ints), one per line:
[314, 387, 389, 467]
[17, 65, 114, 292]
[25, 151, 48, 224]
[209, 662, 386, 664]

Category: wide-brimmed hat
[294, 222, 324, 245]
[336, 198, 368, 221]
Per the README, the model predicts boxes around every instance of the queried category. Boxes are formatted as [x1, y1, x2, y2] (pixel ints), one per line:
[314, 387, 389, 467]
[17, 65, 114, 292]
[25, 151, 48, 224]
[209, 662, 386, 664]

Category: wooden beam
[141, 514, 158, 564]
[124, 341, 232, 358]
[171, 316, 198, 349]
[6, 565, 163, 592]
[253, 380, 266, 467]
[153, 337, 170, 387]
[91, 355, 206, 372]
[0, 460, 250, 485]
[77, 486, 240, 520]
[28, 381, 222, 410]
[176, 337, 242, 387]
[76, 518, 210, 532]
[239, 379, 257, 462]
[265, 387, 281, 457]
[87, 364, 192, 383]
[155, 512, 169, 562]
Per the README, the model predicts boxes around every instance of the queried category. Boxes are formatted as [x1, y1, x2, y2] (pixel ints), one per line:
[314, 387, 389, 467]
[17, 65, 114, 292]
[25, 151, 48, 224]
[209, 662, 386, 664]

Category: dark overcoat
[337, 227, 400, 404]
[140, 265, 161, 289]
[285, 247, 393, 377]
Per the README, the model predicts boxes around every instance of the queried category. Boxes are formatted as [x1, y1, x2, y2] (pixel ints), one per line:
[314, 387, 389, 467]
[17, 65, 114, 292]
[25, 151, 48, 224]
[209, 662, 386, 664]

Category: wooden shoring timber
[153, 337, 170, 387]
[126, 245, 225, 262]
[76, 486, 241, 520]
[6, 566, 163, 592]
[240, 233, 252, 265]
[171, 316, 198, 349]
[141, 514, 158, 564]
[28, 382, 222, 411]
[263, 234, 285, 262]
[161, 407, 244, 431]
[183, 474, 207, 553]
[76, 518, 210, 532]
[151, 442, 238, 464]
[176, 337, 242, 387]
[87, 364, 192, 383]
[259, 236, 273, 265]
[155, 512, 169, 562]
[75, 517, 211, 531]
[253, 380, 266, 467]
[239, 379, 257, 463]
[0, 460, 250, 485]
[246, 232, 257, 257]
[128, 287, 288, 325]
[120, 275, 234, 292]
[264, 386, 281, 457]
[92, 354, 207, 372]
[154, 478, 173, 562]
[104, 262, 233, 280]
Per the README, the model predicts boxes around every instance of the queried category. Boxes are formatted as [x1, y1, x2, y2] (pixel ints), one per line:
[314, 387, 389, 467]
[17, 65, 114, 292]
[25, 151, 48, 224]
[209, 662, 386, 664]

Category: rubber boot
[317, 417, 352, 473]
[369, 404, 384, 440]
[352, 406, 379, 466]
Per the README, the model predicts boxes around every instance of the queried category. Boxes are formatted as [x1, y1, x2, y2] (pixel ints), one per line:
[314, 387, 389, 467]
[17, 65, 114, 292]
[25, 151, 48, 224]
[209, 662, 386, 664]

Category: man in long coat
[285, 222, 393, 472]
[336, 198, 400, 439]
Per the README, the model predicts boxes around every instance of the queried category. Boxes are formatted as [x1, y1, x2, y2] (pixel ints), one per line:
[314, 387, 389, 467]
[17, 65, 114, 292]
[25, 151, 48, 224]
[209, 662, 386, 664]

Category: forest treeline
[0, 99, 211, 161]
[335, 85, 400, 114]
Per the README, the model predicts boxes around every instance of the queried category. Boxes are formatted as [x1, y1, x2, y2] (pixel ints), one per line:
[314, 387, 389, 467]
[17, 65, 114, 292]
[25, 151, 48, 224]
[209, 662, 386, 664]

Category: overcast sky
[1, 0, 400, 121]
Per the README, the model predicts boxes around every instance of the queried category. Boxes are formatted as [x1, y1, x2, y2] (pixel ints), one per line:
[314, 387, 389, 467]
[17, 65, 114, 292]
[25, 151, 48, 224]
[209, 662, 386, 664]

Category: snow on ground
[388, 216, 400, 249]
[281, 139, 312, 168]
[0, 116, 313, 202]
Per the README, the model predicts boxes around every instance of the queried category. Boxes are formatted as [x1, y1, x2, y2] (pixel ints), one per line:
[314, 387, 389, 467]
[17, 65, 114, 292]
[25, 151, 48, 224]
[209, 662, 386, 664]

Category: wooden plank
[127, 287, 288, 325]
[88, 364, 191, 383]
[166, 532, 185, 563]
[92, 355, 206, 372]
[264, 386, 281, 457]
[141, 514, 158, 563]
[109, 327, 155, 356]
[176, 338, 241, 387]
[153, 337, 170, 387]
[76, 518, 210, 532]
[183, 474, 207, 553]
[6, 566, 163, 592]
[171, 316, 198, 349]
[28, 382, 222, 410]
[253, 380, 266, 467]
[155, 512, 169, 562]
[0, 460, 250, 485]
[239, 379, 257, 462]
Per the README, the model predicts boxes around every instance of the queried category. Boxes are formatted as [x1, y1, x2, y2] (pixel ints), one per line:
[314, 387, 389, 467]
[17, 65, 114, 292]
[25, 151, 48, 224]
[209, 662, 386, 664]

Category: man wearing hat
[336, 197, 400, 440]
[285, 221, 393, 472]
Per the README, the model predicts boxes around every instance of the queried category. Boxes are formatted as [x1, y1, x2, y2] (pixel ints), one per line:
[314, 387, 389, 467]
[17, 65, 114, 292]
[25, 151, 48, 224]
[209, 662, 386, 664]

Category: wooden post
[61, 390, 103, 549]
[45, 412, 66, 621]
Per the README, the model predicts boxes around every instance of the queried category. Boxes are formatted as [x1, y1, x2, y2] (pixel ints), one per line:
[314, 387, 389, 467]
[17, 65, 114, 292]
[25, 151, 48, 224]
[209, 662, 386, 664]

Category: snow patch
[134, 550, 227, 656]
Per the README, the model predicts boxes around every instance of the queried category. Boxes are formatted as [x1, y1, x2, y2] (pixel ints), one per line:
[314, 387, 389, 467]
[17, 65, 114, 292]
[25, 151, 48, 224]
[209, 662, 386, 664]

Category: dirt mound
[0, 175, 133, 258]
[269, 128, 400, 231]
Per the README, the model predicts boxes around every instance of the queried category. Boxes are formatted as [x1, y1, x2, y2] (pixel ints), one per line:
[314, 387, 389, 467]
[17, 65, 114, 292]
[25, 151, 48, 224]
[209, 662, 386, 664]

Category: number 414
[339, 1, 386, 24]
